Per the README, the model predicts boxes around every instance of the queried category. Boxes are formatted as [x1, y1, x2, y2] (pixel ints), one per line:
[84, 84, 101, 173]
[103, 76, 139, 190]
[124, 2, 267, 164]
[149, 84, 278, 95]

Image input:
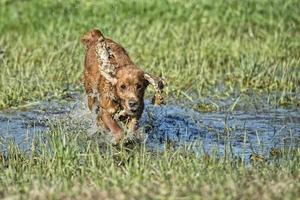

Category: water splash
[0, 94, 299, 160]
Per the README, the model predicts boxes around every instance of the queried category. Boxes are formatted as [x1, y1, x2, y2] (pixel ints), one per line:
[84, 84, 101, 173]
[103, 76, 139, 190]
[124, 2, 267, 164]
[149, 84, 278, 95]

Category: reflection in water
[0, 95, 299, 160]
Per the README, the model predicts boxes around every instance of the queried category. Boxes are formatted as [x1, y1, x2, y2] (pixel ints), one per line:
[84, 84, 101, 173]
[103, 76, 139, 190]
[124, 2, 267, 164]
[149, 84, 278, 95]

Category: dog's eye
[120, 84, 126, 90]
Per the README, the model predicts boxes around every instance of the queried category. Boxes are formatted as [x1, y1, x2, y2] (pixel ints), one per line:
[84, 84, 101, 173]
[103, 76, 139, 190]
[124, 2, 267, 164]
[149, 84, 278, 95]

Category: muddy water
[0, 94, 299, 160]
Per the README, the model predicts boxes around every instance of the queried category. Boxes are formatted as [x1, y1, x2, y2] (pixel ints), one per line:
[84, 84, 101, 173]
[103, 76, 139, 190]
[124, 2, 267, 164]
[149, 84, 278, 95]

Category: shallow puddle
[0, 94, 299, 160]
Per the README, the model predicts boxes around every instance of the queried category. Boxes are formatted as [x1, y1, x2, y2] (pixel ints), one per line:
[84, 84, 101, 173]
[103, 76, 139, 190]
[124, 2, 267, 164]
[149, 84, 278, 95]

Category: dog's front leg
[100, 111, 122, 144]
[127, 118, 144, 140]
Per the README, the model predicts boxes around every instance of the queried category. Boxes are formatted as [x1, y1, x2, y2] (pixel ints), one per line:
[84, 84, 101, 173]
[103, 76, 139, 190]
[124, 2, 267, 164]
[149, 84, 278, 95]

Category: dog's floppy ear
[143, 72, 164, 91]
[81, 29, 104, 46]
[144, 72, 165, 105]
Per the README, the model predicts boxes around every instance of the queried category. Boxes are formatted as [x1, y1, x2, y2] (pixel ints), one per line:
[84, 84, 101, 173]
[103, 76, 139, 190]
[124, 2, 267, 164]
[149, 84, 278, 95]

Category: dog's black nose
[129, 100, 138, 110]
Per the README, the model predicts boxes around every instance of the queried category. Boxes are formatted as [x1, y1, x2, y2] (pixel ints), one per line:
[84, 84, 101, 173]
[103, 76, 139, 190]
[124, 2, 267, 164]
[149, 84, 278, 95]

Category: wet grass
[0, 129, 299, 199]
[0, 0, 300, 199]
[0, 0, 299, 109]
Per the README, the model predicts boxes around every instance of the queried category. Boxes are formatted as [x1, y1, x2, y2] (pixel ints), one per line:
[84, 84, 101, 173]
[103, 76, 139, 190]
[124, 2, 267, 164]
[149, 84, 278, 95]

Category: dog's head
[115, 66, 149, 115]
[81, 28, 104, 47]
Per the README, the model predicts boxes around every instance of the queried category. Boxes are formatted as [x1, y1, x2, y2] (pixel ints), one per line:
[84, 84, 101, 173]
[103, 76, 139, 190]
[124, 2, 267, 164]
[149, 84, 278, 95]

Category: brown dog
[81, 29, 164, 143]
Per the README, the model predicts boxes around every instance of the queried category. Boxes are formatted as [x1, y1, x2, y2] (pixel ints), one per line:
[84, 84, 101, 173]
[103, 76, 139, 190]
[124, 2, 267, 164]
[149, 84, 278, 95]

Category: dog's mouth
[126, 107, 139, 115]
[119, 99, 140, 116]
[123, 105, 139, 115]
[120, 100, 139, 114]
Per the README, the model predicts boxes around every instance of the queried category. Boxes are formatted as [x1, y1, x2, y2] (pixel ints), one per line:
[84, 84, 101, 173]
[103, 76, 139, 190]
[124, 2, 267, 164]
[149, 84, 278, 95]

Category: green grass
[0, 129, 299, 200]
[0, 0, 299, 109]
[0, 0, 300, 199]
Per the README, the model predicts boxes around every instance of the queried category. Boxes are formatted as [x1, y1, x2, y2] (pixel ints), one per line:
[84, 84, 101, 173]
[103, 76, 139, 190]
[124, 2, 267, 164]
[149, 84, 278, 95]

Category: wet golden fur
[81, 29, 160, 143]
